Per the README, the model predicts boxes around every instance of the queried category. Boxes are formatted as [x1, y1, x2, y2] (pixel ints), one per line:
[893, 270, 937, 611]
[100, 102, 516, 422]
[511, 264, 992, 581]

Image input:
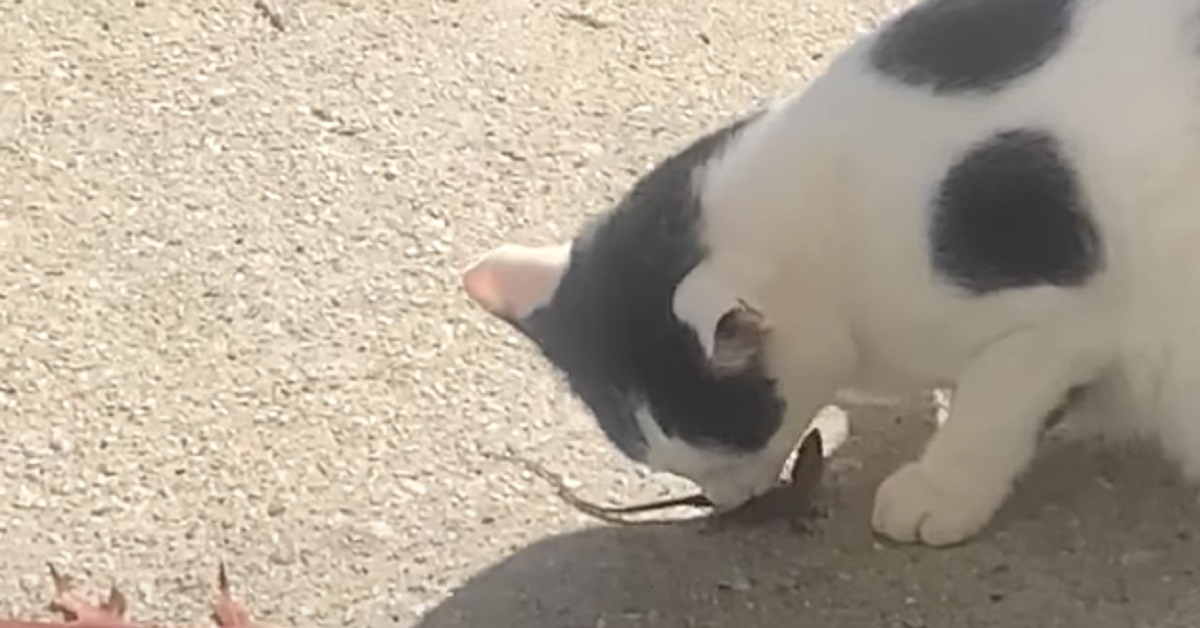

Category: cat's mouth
[491, 430, 827, 527]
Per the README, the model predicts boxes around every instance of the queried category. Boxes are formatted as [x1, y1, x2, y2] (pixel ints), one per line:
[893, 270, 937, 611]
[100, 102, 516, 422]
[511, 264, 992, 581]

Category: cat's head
[460, 115, 792, 509]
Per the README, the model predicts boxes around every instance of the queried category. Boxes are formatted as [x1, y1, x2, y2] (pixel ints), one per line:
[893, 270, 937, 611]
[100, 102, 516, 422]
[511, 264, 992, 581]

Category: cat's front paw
[871, 462, 1005, 546]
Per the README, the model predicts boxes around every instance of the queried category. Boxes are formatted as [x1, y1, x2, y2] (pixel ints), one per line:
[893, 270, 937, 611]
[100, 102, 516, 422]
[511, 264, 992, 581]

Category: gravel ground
[3, 0, 1200, 627]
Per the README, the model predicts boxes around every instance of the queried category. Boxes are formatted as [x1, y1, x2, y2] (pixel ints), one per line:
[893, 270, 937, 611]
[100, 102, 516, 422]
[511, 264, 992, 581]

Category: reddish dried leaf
[209, 564, 252, 628]
[46, 565, 131, 628]
[1, 564, 271, 628]
[0, 565, 135, 628]
[0, 621, 89, 628]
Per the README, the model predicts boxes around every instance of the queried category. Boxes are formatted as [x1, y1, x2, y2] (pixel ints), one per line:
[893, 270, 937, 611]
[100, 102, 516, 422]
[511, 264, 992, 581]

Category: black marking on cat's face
[931, 128, 1102, 294]
[869, 0, 1078, 95]
[512, 113, 786, 467]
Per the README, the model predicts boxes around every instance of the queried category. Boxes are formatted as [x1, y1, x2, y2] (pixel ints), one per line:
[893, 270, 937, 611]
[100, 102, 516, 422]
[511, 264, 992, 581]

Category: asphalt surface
[3, 1, 1200, 626]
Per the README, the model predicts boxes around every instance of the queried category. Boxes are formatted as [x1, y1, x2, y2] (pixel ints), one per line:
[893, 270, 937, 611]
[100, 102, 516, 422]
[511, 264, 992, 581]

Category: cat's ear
[461, 242, 571, 321]
[673, 264, 770, 377]
[709, 302, 770, 376]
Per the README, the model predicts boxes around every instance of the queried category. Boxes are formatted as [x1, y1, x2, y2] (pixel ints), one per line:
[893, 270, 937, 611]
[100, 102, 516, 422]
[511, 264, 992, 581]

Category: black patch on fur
[869, 0, 1077, 94]
[931, 128, 1101, 294]
[512, 112, 785, 462]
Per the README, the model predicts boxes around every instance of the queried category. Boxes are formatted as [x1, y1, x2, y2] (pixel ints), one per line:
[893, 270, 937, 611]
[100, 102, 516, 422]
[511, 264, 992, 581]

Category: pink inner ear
[461, 243, 570, 320]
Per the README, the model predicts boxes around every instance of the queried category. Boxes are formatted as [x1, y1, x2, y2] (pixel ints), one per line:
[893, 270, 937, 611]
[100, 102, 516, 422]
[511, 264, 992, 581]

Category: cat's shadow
[380, 412, 1200, 628]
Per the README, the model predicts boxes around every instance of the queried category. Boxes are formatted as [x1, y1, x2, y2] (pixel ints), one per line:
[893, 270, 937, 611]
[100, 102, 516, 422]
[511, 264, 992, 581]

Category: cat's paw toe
[871, 462, 1002, 547]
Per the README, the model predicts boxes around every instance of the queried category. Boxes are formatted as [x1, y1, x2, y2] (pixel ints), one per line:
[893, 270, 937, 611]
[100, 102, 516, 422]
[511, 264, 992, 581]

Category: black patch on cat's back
[931, 128, 1102, 294]
[869, 0, 1078, 94]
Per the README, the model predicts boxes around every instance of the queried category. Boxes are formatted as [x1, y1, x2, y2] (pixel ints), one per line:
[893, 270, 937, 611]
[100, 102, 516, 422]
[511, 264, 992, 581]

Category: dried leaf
[46, 564, 131, 628]
[0, 564, 273, 628]
[209, 564, 252, 628]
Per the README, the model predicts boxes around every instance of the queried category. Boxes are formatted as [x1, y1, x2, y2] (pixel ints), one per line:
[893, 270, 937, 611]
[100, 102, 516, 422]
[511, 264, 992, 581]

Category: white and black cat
[461, 0, 1200, 546]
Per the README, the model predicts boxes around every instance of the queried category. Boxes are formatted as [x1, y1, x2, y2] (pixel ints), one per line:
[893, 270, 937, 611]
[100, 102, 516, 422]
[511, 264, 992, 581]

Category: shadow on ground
[378, 414, 1200, 628]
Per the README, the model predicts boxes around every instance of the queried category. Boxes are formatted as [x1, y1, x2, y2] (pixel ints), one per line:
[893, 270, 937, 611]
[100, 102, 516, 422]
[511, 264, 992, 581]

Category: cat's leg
[1048, 372, 1150, 442]
[1141, 349, 1200, 483]
[871, 327, 1104, 546]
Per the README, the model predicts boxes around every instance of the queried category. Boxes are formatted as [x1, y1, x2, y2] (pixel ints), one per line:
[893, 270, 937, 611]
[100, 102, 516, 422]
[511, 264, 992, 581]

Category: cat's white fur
[465, 0, 1200, 546]
[684, 0, 1200, 544]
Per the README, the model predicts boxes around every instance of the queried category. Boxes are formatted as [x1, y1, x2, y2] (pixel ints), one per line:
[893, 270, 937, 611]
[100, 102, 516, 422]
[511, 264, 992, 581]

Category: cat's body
[463, 0, 1200, 546]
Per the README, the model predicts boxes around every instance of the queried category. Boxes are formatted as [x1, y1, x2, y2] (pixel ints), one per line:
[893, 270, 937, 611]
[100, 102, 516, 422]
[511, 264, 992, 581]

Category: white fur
[672, 261, 748, 360]
[635, 401, 852, 510]
[633, 402, 782, 508]
[691, 0, 1200, 544]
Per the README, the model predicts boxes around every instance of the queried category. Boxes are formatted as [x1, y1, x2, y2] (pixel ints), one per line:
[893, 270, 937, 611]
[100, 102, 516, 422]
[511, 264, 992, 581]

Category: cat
[460, 0, 1200, 546]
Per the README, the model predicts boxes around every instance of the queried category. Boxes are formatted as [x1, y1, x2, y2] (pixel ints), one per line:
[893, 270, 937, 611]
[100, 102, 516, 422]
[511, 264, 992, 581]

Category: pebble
[365, 520, 396, 540]
[269, 540, 298, 566]
[18, 575, 41, 595]
[49, 433, 74, 454]
[1120, 550, 1156, 566]
[400, 479, 428, 497]
[718, 569, 753, 593]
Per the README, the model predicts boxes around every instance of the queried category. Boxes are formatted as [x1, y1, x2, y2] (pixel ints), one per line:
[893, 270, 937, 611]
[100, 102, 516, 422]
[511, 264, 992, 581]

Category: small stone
[136, 581, 155, 604]
[18, 574, 41, 594]
[400, 479, 427, 497]
[210, 88, 233, 106]
[268, 501, 286, 517]
[718, 569, 752, 592]
[366, 520, 395, 539]
[1119, 550, 1156, 566]
[49, 433, 74, 454]
[269, 542, 298, 565]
